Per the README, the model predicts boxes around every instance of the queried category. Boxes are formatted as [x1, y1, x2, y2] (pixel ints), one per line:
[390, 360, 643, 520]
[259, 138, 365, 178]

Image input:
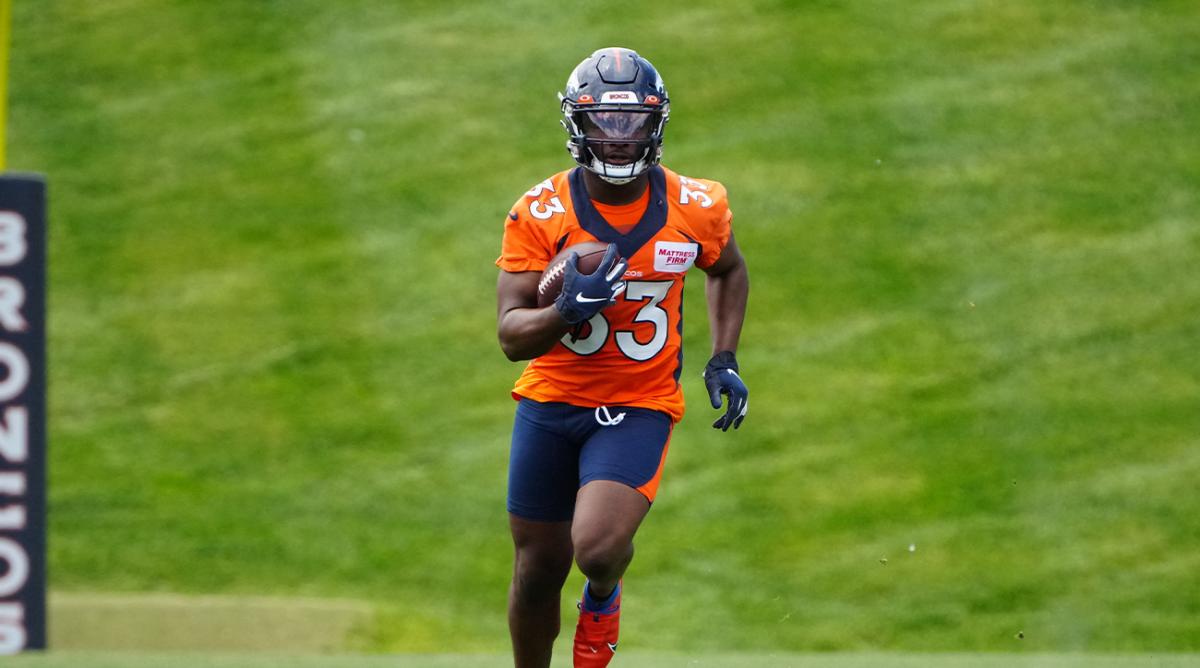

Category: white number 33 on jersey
[678, 176, 713, 208]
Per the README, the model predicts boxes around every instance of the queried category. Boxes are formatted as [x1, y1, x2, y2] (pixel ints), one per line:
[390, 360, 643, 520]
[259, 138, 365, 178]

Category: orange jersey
[496, 165, 733, 422]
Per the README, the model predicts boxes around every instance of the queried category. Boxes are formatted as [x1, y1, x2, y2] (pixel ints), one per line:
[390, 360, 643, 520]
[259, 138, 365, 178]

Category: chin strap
[583, 140, 655, 185]
[589, 154, 649, 185]
[597, 172, 638, 185]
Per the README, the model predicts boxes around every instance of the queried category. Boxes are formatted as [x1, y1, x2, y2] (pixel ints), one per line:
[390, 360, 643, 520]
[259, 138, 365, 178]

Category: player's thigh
[573, 407, 673, 544]
[507, 399, 582, 522]
[572, 480, 653, 558]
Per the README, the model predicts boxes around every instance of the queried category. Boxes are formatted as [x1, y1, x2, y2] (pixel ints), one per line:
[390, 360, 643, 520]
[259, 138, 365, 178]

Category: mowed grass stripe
[48, 592, 371, 653]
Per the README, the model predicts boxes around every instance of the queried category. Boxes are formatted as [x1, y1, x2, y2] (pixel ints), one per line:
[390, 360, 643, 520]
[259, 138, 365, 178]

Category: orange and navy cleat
[573, 580, 621, 667]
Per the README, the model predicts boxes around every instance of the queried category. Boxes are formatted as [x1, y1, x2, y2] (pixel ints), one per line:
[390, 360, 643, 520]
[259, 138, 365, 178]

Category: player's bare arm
[702, 233, 750, 430]
[702, 233, 749, 354]
[496, 270, 573, 362]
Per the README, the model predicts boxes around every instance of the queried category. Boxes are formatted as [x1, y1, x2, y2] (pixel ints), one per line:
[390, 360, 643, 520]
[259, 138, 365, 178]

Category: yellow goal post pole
[0, 0, 10, 171]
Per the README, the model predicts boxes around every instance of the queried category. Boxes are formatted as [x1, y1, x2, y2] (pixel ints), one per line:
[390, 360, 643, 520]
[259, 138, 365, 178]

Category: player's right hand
[554, 243, 627, 325]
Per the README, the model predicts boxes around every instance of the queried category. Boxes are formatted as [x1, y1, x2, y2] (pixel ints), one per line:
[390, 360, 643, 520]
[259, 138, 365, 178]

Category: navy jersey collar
[569, 166, 668, 260]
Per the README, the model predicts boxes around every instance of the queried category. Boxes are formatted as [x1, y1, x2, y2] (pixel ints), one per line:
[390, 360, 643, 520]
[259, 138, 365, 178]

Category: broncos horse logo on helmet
[560, 47, 671, 185]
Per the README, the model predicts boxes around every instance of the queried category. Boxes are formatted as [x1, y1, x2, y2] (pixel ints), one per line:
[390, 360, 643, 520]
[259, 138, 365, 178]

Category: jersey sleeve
[691, 179, 733, 269]
[495, 196, 555, 273]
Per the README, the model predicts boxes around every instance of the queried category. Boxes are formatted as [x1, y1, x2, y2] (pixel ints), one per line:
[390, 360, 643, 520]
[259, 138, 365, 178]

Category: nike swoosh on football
[575, 294, 609, 303]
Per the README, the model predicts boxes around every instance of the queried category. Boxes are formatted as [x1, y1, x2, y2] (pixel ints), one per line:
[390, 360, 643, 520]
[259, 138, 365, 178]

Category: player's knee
[513, 547, 572, 601]
[573, 535, 632, 582]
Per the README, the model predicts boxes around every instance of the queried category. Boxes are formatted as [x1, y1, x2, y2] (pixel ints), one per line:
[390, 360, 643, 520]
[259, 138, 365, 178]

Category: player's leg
[572, 480, 649, 598]
[573, 407, 672, 593]
[509, 515, 572, 668]
[571, 481, 647, 666]
[571, 407, 672, 665]
[506, 399, 584, 668]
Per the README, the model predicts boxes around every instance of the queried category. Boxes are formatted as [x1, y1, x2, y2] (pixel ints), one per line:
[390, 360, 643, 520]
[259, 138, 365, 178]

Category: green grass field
[7, 654, 1200, 668]
[8, 0, 1200, 659]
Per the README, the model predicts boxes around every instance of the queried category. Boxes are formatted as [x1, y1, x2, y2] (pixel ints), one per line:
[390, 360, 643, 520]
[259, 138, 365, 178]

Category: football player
[496, 47, 750, 668]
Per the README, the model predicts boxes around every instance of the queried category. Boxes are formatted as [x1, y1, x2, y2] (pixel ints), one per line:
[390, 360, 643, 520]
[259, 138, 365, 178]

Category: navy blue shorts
[507, 398, 674, 522]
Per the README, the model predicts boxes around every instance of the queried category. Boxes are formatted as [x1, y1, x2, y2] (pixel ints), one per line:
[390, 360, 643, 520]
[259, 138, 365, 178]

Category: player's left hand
[703, 351, 748, 431]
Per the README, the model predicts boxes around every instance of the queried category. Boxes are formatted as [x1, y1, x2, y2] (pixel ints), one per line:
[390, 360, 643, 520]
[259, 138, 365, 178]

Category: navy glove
[554, 243, 627, 325]
[703, 350, 748, 431]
